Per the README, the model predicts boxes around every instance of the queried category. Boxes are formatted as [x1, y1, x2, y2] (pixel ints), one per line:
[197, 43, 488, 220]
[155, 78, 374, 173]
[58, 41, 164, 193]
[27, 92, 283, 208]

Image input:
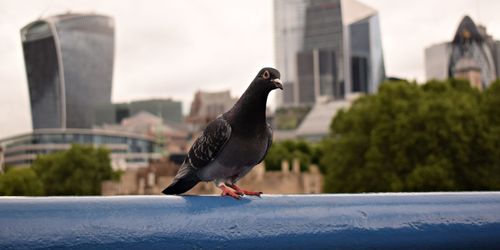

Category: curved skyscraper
[21, 13, 114, 129]
[449, 16, 497, 89]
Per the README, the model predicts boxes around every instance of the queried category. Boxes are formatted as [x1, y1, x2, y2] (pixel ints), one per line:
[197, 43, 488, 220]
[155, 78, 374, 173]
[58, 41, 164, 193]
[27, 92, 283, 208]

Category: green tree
[265, 139, 322, 172]
[264, 142, 291, 171]
[32, 144, 119, 195]
[322, 79, 500, 193]
[0, 168, 44, 196]
[481, 80, 500, 188]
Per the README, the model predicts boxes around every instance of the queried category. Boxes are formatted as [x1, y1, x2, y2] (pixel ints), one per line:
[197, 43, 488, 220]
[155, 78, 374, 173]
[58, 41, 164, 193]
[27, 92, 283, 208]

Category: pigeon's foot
[228, 183, 263, 197]
[219, 184, 241, 199]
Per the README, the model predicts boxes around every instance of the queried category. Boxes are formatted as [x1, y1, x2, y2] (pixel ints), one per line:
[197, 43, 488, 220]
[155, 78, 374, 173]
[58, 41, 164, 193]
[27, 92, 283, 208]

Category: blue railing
[1, 192, 500, 249]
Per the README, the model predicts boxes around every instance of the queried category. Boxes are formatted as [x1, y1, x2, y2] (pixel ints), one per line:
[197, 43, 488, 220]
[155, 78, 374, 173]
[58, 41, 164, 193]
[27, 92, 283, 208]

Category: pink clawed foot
[219, 184, 241, 199]
[228, 184, 263, 197]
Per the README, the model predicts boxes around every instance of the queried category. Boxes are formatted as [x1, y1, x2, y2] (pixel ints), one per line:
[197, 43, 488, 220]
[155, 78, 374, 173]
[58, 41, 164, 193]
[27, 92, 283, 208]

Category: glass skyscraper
[21, 13, 115, 129]
[274, 0, 385, 107]
[425, 16, 500, 89]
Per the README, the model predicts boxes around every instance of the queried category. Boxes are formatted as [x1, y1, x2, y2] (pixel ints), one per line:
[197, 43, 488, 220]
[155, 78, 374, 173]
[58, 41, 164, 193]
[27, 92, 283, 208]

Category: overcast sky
[1, 0, 500, 138]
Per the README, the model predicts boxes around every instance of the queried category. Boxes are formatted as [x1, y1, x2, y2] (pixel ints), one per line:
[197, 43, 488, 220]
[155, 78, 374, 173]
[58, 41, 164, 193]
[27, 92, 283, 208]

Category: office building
[294, 96, 353, 141]
[98, 99, 183, 126]
[274, 0, 385, 107]
[425, 43, 452, 81]
[101, 111, 190, 154]
[0, 129, 161, 170]
[425, 16, 500, 89]
[186, 90, 237, 130]
[128, 99, 183, 124]
[21, 13, 114, 129]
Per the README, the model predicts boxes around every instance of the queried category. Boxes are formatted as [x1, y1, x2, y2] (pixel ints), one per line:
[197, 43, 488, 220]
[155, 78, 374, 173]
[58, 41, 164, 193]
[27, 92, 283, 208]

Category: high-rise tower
[21, 13, 114, 129]
[274, 0, 385, 107]
[425, 16, 500, 89]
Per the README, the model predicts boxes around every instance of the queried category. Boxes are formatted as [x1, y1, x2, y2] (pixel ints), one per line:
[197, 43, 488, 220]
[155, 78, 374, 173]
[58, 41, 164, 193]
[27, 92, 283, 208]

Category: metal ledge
[1, 192, 500, 249]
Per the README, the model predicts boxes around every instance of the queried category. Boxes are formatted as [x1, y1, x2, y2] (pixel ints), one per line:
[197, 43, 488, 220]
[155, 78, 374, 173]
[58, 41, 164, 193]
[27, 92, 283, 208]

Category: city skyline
[1, 0, 500, 137]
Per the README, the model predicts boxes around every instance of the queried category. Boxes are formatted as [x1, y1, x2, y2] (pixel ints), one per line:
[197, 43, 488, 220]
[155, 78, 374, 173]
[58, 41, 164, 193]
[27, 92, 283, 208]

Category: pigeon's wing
[188, 116, 232, 169]
[256, 123, 273, 164]
[162, 117, 231, 195]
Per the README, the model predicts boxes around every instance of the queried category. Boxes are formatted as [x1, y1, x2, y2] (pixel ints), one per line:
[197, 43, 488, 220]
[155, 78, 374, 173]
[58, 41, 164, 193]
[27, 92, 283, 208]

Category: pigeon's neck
[227, 83, 269, 132]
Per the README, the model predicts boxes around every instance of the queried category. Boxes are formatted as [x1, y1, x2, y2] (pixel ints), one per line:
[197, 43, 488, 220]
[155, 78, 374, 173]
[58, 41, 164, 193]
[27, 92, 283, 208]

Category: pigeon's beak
[272, 78, 283, 90]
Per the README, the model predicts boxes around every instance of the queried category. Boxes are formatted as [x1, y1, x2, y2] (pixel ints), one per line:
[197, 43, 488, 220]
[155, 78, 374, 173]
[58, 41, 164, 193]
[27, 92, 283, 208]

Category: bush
[0, 168, 44, 196]
[32, 144, 119, 195]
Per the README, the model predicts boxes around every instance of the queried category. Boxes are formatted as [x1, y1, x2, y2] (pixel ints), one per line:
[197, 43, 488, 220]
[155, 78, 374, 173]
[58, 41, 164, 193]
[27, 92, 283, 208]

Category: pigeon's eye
[262, 70, 270, 80]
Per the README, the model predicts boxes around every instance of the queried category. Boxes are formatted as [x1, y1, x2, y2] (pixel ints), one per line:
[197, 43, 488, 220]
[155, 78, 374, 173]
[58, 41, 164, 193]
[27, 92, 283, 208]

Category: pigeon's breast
[196, 134, 268, 181]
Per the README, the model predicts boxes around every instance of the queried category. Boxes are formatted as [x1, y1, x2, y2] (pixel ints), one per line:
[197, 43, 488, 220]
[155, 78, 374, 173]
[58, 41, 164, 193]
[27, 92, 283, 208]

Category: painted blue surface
[1, 193, 500, 249]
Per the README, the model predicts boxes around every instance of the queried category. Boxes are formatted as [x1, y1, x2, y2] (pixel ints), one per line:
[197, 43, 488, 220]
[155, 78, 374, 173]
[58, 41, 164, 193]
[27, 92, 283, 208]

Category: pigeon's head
[256, 67, 283, 91]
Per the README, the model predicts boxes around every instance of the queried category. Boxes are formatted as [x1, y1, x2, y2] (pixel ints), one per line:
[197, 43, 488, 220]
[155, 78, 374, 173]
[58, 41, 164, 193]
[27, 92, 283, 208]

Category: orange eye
[263, 70, 270, 79]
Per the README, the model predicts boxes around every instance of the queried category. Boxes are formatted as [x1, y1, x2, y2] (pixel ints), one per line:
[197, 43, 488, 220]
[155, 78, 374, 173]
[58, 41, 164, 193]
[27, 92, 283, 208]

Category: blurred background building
[186, 90, 237, 131]
[0, 129, 160, 170]
[21, 13, 115, 129]
[100, 111, 190, 155]
[425, 15, 500, 90]
[95, 98, 183, 128]
[102, 160, 323, 195]
[0, 13, 162, 171]
[128, 99, 182, 124]
[274, 0, 385, 107]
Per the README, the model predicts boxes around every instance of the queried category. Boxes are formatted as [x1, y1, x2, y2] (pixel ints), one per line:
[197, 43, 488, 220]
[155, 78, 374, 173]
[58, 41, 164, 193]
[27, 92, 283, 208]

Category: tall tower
[425, 16, 499, 89]
[21, 13, 114, 129]
[274, 0, 385, 107]
[274, 0, 309, 107]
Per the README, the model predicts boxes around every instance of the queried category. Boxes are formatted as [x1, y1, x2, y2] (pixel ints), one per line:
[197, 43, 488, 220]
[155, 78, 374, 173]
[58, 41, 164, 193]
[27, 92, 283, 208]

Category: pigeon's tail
[162, 174, 200, 195]
[162, 160, 201, 195]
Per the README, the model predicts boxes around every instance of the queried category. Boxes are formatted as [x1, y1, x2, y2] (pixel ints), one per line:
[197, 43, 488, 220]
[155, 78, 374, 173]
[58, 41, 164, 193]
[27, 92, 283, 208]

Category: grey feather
[256, 123, 273, 164]
[188, 117, 232, 169]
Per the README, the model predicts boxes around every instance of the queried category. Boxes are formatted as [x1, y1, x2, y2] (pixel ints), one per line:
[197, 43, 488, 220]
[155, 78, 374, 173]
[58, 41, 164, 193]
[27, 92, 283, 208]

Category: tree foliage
[31, 144, 119, 195]
[0, 168, 44, 196]
[322, 79, 500, 192]
[274, 106, 312, 130]
[265, 140, 323, 172]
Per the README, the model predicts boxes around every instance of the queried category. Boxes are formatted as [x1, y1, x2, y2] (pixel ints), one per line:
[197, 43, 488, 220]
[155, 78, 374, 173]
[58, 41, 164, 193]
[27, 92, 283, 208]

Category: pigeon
[162, 67, 282, 199]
